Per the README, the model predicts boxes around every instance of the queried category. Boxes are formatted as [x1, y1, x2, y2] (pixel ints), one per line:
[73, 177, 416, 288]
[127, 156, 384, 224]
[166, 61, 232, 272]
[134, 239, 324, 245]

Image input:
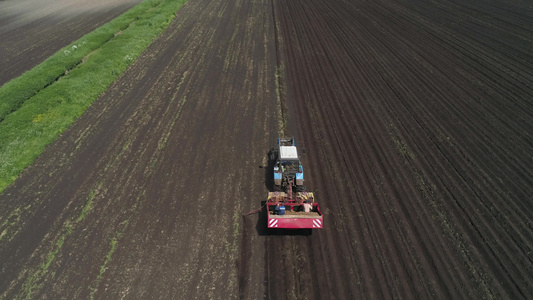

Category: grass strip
[0, 0, 188, 193]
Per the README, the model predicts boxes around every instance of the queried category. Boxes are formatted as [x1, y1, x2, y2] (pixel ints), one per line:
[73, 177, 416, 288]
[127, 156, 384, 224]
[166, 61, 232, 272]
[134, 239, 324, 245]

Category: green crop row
[0, 0, 188, 194]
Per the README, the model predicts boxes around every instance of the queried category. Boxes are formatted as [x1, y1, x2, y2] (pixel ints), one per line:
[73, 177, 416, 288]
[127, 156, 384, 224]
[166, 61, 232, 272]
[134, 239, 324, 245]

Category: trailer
[267, 190, 323, 229]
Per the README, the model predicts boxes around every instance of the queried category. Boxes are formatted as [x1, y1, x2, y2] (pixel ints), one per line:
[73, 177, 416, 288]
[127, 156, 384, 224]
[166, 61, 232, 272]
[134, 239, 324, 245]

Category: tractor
[266, 138, 323, 229]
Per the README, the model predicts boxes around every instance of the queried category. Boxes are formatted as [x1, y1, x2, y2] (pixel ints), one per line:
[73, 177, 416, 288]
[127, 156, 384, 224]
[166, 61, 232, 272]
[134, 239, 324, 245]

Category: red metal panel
[266, 196, 323, 229]
[267, 216, 323, 229]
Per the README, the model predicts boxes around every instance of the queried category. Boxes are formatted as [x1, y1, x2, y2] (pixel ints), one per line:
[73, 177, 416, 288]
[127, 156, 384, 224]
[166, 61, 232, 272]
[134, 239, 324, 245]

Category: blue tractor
[270, 138, 306, 192]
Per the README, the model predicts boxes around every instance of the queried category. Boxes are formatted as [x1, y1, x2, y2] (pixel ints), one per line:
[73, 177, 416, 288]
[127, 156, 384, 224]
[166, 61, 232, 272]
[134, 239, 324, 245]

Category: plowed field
[1, 0, 532, 299]
[0, 0, 142, 86]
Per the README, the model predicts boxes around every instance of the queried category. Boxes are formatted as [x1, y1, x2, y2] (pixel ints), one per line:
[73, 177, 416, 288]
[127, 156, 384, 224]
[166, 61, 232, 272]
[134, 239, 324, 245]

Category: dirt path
[0, 0, 532, 298]
[0, 0, 142, 86]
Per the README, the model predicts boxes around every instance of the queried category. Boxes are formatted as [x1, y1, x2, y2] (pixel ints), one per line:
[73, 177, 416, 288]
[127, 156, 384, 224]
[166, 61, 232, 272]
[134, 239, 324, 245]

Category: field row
[0, 0, 531, 298]
[270, 0, 532, 298]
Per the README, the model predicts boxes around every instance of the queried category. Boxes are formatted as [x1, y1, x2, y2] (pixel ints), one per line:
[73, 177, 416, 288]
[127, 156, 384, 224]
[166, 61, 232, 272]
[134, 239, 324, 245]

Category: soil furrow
[1, 0, 532, 298]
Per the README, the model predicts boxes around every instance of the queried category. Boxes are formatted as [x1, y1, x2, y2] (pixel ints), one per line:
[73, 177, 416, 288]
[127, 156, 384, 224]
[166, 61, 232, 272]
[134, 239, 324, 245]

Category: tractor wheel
[296, 185, 307, 192]
[269, 148, 279, 161]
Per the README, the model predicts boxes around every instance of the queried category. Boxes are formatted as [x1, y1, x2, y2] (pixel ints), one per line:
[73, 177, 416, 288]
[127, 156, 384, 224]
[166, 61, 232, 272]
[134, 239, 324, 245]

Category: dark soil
[0, 0, 532, 299]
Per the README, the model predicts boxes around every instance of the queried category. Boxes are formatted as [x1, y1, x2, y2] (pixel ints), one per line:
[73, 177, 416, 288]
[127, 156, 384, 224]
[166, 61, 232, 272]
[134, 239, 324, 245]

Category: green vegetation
[21, 185, 100, 298]
[0, 0, 188, 194]
[22, 221, 73, 299]
[76, 189, 97, 222]
[89, 219, 129, 299]
[89, 234, 120, 300]
[99, 236, 119, 278]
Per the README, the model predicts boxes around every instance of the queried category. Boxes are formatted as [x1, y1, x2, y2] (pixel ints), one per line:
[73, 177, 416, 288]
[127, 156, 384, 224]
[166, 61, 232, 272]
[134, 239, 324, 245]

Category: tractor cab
[273, 138, 304, 189]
